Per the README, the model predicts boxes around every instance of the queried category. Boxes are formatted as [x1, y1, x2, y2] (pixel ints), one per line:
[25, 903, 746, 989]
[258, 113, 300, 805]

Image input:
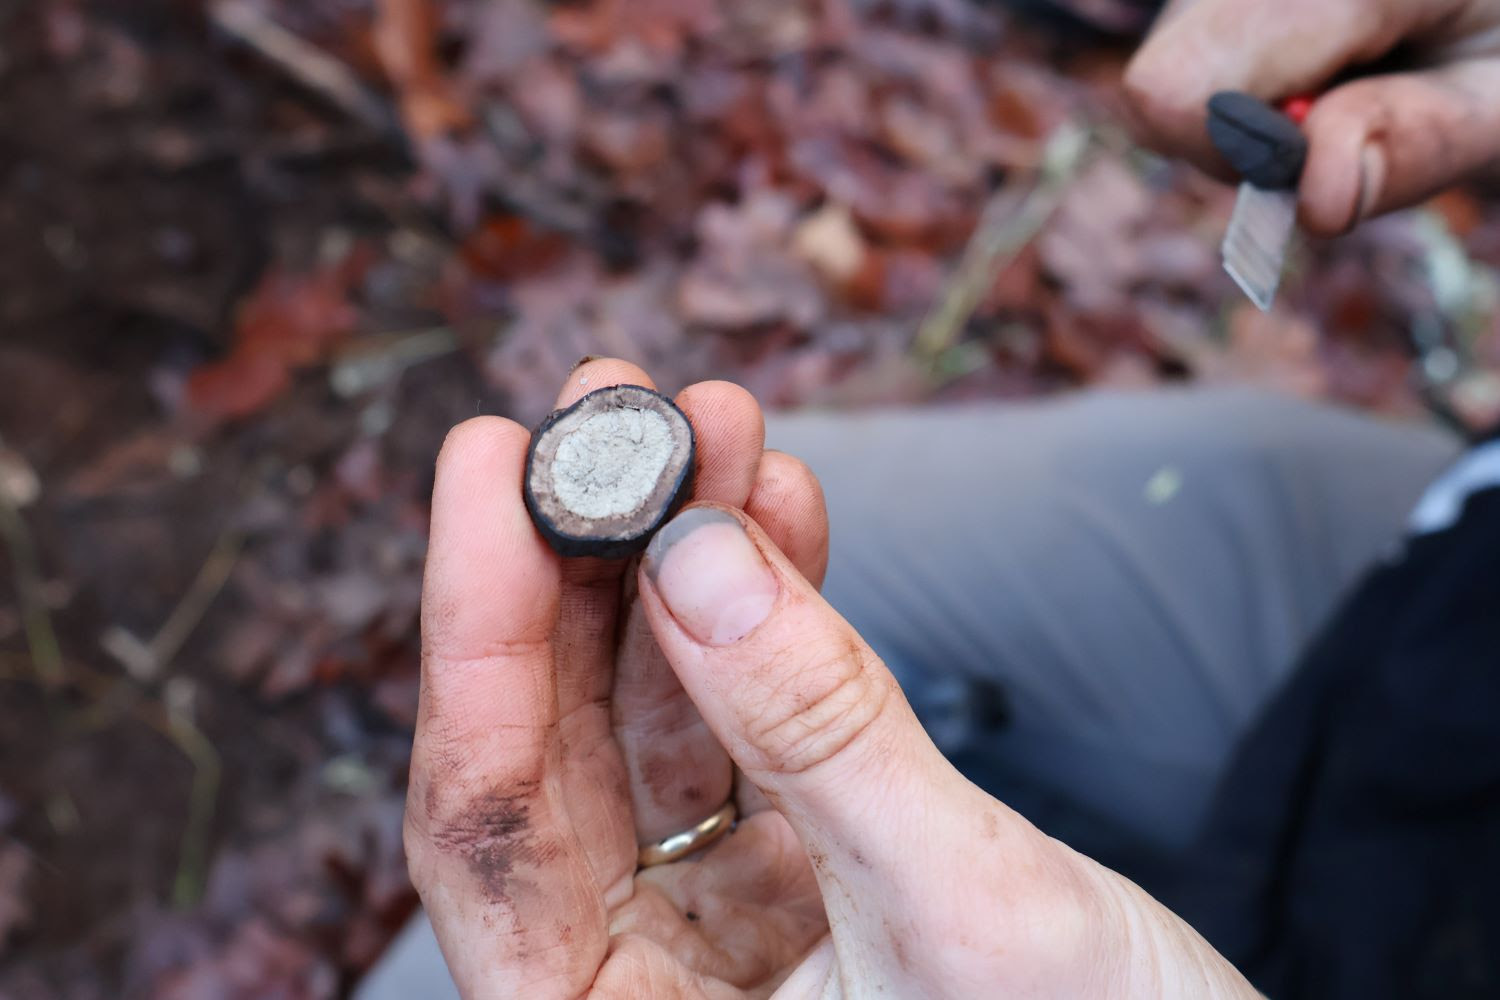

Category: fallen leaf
[186, 255, 369, 422]
[63, 429, 182, 499]
[677, 193, 826, 329]
[459, 215, 570, 280]
[787, 134, 969, 247]
[580, 108, 672, 177]
[373, 0, 474, 139]
[1039, 157, 1152, 310]
[792, 202, 867, 286]
[549, 0, 723, 59]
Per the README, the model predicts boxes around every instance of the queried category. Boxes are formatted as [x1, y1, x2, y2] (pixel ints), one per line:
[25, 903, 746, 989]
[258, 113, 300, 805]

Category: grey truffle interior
[526, 386, 693, 546]
[552, 407, 675, 518]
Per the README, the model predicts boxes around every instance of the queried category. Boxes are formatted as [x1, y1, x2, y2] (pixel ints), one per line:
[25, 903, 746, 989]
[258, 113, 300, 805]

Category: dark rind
[523, 385, 696, 559]
[1206, 91, 1308, 191]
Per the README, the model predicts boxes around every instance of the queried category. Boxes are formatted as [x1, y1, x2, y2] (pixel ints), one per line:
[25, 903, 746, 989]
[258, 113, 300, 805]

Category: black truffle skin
[523, 385, 696, 559]
[1207, 91, 1308, 190]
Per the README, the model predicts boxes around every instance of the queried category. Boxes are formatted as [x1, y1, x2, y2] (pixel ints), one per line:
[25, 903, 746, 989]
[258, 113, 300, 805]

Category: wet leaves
[9, 0, 1500, 996]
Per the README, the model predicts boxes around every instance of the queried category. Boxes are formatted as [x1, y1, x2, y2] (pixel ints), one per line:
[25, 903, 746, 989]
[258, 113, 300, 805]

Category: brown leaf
[1038, 157, 1152, 310]
[676, 193, 825, 330]
[63, 429, 182, 499]
[787, 135, 969, 248]
[184, 354, 292, 424]
[458, 215, 570, 280]
[153, 919, 337, 1000]
[580, 108, 672, 177]
[792, 202, 867, 286]
[549, 0, 723, 59]
[372, 0, 473, 139]
[460, 0, 552, 84]
[186, 255, 368, 422]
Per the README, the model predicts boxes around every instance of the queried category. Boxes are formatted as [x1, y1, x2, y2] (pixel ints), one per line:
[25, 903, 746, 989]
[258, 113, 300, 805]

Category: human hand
[1124, 0, 1500, 235]
[405, 358, 1260, 998]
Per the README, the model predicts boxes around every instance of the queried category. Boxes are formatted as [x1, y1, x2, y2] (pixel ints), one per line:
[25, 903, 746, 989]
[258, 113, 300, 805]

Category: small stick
[148, 531, 244, 674]
[100, 528, 244, 683]
[0, 654, 222, 907]
[208, 0, 400, 136]
[0, 472, 64, 694]
[913, 123, 1092, 365]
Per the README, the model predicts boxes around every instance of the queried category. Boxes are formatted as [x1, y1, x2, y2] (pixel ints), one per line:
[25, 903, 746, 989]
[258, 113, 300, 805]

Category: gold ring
[637, 801, 737, 868]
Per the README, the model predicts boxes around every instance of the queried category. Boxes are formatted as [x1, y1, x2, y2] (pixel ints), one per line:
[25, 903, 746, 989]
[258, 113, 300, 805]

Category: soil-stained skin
[426, 778, 559, 907]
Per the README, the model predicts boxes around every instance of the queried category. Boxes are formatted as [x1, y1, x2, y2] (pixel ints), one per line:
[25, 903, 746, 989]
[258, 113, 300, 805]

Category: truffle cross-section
[524, 385, 696, 558]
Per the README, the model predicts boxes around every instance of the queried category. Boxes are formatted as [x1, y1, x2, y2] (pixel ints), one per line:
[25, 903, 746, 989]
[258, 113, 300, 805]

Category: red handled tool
[1207, 92, 1314, 310]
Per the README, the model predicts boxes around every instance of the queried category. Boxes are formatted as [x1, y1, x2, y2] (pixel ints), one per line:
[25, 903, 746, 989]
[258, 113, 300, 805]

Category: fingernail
[644, 507, 778, 646]
[1355, 144, 1385, 225]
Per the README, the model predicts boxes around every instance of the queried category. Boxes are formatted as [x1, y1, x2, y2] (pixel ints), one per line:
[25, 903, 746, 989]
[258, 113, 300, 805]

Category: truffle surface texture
[524, 385, 695, 558]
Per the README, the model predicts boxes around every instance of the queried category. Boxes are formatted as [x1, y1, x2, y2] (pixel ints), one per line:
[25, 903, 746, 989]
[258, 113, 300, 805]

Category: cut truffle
[524, 385, 696, 558]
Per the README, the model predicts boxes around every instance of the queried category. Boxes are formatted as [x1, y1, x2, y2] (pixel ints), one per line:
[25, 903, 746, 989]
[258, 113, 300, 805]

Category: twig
[913, 123, 1093, 365]
[0, 654, 222, 907]
[150, 531, 244, 672]
[164, 680, 222, 909]
[208, 0, 400, 137]
[101, 528, 244, 683]
[209, 0, 610, 249]
[329, 325, 459, 397]
[0, 473, 64, 694]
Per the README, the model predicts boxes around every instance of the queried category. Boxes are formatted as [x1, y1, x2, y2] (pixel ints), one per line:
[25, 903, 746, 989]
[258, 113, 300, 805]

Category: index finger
[406, 416, 607, 999]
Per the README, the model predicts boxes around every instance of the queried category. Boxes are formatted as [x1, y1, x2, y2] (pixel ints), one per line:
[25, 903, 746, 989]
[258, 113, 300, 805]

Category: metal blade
[1221, 182, 1297, 311]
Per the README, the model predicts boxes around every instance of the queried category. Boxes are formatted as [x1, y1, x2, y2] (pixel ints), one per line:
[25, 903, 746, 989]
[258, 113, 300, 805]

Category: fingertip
[675, 381, 766, 507]
[1121, 11, 1238, 175]
[436, 414, 529, 471]
[1299, 63, 1500, 236]
[555, 358, 657, 409]
[1299, 89, 1376, 236]
[426, 415, 559, 659]
[1121, 47, 1201, 153]
[745, 450, 829, 588]
[433, 416, 533, 528]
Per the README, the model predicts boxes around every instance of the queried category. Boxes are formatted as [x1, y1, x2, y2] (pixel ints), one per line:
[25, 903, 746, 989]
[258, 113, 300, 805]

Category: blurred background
[3, 0, 1500, 996]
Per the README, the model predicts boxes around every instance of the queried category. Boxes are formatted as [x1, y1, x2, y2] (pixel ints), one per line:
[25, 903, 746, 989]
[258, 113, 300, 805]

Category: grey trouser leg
[766, 387, 1460, 853]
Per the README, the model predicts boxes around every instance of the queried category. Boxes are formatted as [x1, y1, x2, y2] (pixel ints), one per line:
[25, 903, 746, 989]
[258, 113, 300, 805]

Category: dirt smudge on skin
[428, 784, 548, 906]
[640, 754, 676, 806]
[885, 918, 912, 971]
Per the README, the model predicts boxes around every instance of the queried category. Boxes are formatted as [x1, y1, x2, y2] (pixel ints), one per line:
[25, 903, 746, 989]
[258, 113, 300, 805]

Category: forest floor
[2, 0, 1499, 996]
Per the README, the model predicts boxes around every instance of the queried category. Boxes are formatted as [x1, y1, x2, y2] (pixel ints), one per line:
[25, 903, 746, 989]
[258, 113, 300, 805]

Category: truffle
[524, 385, 696, 558]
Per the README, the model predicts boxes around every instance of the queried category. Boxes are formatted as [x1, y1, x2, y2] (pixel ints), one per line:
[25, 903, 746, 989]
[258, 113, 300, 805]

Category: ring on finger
[637, 801, 737, 868]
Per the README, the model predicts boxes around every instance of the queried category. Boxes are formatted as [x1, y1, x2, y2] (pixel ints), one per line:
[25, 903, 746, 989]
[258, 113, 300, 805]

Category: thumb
[1298, 59, 1500, 235]
[635, 505, 1261, 998]
[636, 504, 980, 865]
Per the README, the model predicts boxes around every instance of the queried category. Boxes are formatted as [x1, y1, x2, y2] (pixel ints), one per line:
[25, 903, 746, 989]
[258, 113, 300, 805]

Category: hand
[405, 359, 1260, 998]
[1124, 0, 1500, 235]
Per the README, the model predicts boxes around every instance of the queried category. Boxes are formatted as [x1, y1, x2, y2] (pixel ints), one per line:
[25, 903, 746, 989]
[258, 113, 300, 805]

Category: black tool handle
[1206, 91, 1308, 190]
